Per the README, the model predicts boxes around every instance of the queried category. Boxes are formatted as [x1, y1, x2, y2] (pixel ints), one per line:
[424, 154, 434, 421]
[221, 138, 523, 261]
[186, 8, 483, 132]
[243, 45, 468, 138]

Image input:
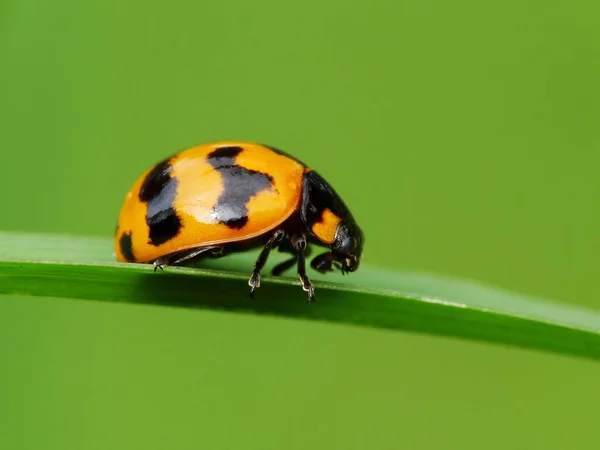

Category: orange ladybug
[114, 141, 364, 302]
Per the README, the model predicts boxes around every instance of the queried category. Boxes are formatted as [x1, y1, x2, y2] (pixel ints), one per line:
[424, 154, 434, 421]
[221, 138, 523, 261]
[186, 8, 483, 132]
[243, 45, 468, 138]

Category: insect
[114, 141, 364, 302]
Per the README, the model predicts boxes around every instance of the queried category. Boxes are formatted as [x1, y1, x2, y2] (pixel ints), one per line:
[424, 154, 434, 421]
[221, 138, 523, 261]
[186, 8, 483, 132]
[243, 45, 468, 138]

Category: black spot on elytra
[139, 158, 172, 202]
[208, 146, 274, 229]
[119, 232, 136, 262]
[222, 216, 248, 229]
[147, 206, 181, 245]
[207, 146, 243, 165]
[139, 158, 182, 245]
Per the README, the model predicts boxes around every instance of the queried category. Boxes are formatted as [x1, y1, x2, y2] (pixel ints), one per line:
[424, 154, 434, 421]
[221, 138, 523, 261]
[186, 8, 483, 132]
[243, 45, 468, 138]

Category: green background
[1, 0, 599, 449]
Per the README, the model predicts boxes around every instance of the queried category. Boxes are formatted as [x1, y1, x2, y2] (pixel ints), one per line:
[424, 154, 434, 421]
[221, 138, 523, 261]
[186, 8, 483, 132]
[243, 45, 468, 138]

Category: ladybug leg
[248, 229, 285, 298]
[310, 252, 335, 274]
[152, 246, 223, 271]
[292, 235, 315, 303]
[171, 246, 223, 265]
[153, 256, 170, 272]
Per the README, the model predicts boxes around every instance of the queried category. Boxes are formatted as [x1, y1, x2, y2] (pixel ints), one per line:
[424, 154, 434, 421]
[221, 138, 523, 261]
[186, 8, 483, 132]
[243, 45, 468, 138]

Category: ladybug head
[310, 219, 364, 274]
[301, 169, 364, 274]
[331, 220, 364, 272]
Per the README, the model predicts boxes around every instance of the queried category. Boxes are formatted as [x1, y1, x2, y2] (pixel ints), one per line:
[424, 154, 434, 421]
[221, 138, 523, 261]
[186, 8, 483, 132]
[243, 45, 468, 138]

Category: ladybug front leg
[310, 252, 335, 274]
[248, 229, 285, 298]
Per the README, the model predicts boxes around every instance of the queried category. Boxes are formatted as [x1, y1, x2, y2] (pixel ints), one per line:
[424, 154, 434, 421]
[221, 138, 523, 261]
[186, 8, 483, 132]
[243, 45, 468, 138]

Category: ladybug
[114, 141, 364, 302]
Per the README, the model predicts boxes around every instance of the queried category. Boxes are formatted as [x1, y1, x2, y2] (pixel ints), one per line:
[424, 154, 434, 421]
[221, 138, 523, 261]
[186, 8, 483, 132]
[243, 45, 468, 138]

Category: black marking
[222, 216, 249, 229]
[147, 206, 181, 245]
[119, 232, 136, 262]
[139, 158, 172, 202]
[139, 157, 183, 245]
[207, 146, 244, 166]
[300, 170, 351, 229]
[208, 146, 274, 229]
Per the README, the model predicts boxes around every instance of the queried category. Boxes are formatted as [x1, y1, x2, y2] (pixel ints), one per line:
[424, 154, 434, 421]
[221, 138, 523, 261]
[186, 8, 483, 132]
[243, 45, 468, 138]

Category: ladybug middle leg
[291, 234, 315, 302]
[248, 229, 285, 297]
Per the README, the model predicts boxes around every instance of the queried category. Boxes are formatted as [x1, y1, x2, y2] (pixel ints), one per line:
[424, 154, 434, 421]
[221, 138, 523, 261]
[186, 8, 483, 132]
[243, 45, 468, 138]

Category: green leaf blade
[1, 231, 599, 361]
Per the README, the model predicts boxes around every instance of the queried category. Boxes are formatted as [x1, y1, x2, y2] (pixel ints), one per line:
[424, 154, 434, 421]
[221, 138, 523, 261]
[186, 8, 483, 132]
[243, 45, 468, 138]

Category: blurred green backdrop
[1, 0, 599, 449]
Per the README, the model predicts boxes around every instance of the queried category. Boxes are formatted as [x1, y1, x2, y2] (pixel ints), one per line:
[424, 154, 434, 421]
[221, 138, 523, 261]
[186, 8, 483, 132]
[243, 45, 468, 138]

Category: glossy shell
[115, 141, 305, 263]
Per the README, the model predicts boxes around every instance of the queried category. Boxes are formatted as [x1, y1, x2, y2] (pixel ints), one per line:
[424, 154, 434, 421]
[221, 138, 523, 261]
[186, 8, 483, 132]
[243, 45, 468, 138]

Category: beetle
[114, 141, 364, 302]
